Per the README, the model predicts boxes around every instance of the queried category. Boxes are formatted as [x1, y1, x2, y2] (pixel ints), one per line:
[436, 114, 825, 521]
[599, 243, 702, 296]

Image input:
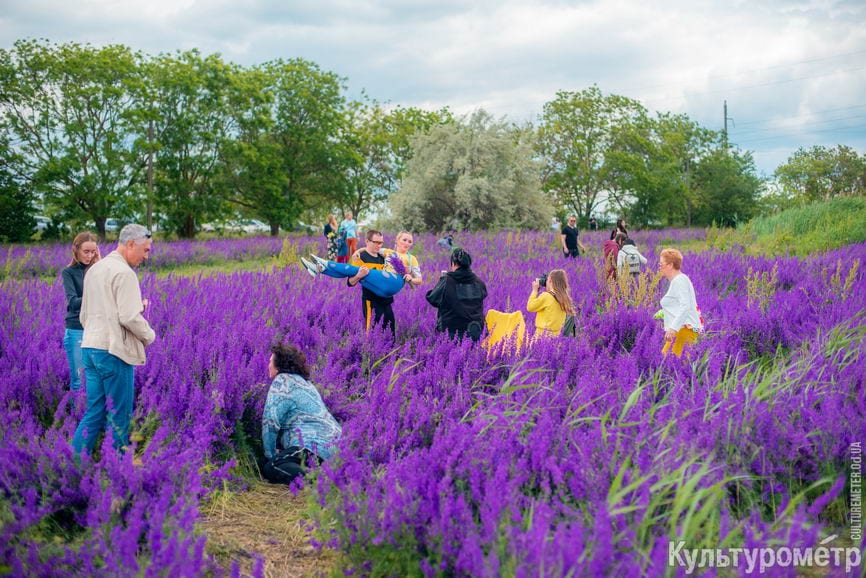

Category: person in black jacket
[61, 232, 101, 392]
[425, 247, 487, 342]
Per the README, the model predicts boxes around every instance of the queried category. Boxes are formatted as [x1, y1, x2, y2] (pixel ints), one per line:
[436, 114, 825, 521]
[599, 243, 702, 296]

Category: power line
[733, 122, 866, 145]
[734, 112, 866, 136]
[718, 48, 866, 75]
[613, 48, 866, 101]
[735, 104, 866, 127]
[680, 65, 866, 98]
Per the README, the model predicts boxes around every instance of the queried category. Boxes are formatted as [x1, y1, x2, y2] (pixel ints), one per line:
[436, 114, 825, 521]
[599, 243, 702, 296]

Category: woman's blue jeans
[63, 328, 84, 391]
[320, 261, 404, 298]
[71, 348, 135, 455]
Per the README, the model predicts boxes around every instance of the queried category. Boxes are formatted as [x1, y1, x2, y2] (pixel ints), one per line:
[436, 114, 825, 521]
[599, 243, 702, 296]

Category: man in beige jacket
[72, 224, 156, 455]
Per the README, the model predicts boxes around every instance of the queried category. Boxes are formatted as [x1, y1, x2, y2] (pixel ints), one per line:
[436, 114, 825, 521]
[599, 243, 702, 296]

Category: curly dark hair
[270, 343, 311, 379]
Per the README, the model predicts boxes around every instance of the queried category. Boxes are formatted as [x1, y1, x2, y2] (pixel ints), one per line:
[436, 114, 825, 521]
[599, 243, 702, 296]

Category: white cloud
[1, 0, 864, 173]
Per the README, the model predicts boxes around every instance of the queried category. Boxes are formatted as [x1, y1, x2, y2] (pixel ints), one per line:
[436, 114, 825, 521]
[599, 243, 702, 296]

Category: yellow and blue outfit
[381, 249, 422, 285]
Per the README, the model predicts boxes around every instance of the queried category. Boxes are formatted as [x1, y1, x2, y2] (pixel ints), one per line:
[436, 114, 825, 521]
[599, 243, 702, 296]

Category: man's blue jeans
[71, 348, 135, 454]
[63, 328, 84, 391]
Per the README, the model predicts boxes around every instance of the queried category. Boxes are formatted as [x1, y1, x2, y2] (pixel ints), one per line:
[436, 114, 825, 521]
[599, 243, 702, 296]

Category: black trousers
[259, 446, 321, 485]
[363, 298, 395, 336]
[444, 321, 483, 343]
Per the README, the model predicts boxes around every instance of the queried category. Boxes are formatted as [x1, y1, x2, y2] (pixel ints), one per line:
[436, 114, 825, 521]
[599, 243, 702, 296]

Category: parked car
[105, 218, 121, 233]
[296, 221, 320, 233]
[233, 219, 270, 234]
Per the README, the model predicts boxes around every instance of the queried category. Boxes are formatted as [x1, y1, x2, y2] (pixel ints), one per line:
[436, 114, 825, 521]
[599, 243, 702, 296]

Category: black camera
[537, 273, 547, 288]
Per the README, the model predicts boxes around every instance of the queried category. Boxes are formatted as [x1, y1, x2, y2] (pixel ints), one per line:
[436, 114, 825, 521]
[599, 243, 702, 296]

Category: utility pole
[723, 100, 735, 150]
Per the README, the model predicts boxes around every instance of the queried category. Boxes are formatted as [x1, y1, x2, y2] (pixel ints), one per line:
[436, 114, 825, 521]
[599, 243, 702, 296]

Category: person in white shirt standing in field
[658, 248, 703, 357]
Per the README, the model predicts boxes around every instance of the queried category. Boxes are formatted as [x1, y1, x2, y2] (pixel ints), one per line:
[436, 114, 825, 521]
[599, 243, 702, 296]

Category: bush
[746, 197, 866, 255]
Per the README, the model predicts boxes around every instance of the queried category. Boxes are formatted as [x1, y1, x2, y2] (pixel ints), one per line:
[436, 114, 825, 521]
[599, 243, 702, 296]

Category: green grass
[149, 256, 281, 279]
[706, 197, 866, 256]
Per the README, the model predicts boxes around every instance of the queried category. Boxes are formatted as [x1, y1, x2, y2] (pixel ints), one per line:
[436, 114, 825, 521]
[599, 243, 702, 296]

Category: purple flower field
[0, 235, 293, 279]
[1, 230, 863, 576]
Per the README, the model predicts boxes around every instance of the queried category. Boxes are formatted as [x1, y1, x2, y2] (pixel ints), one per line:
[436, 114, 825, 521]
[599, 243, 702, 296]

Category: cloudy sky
[2, 0, 864, 175]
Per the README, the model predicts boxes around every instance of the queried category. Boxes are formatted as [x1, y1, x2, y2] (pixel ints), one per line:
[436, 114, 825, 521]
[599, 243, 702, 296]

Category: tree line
[1, 39, 864, 242]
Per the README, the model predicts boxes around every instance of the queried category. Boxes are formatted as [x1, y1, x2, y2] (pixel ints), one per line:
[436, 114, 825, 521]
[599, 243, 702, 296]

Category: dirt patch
[198, 482, 339, 577]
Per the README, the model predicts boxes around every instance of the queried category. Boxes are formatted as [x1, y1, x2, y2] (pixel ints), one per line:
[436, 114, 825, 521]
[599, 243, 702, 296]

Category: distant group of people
[323, 211, 360, 263]
[559, 216, 650, 283]
[304, 216, 700, 354]
[60, 215, 702, 487]
[302, 229, 422, 336]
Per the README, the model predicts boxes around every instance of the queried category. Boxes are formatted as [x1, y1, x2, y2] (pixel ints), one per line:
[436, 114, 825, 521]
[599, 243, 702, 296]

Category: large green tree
[634, 114, 718, 228]
[138, 50, 237, 238]
[691, 149, 763, 227]
[217, 66, 287, 235]
[390, 110, 551, 231]
[537, 86, 648, 220]
[340, 102, 452, 219]
[0, 40, 144, 238]
[774, 145, 866, 204]
[220, 59, 354, 235]
[258, 58, 351, 231]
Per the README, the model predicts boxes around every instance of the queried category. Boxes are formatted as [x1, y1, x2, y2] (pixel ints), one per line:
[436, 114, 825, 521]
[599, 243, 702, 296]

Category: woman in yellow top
[526, 269, 576, 337]
[380, 231, 423, 288]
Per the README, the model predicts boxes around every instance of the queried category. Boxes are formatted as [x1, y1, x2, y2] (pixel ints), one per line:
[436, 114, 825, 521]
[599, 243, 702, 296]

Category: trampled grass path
[199, 483, 337, 577]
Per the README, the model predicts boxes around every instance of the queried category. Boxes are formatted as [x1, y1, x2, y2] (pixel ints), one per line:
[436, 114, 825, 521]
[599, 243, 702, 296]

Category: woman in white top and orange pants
[658, 248, 703, 357]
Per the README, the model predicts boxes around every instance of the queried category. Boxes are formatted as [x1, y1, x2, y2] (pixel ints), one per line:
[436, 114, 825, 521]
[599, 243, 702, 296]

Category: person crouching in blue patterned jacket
[259, 343, 342, 485]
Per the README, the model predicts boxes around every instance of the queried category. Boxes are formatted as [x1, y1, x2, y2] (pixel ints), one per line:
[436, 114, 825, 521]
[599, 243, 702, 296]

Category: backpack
[560, 315, 576, 337]
[626, 251, 641, 274]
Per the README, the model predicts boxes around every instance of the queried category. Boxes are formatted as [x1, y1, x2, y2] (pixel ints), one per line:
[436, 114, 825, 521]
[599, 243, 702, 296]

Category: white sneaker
[310, 254, 329, 269]
[300, 257, 319, 277]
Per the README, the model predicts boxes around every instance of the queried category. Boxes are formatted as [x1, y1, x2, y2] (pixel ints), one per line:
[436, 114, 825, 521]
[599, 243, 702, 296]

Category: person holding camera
[425, 248, 487, 342]
[526, 269, 576, 338]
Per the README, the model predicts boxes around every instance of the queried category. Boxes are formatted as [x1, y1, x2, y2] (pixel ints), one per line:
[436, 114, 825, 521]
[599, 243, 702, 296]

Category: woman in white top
[658, 248, 703, 357]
